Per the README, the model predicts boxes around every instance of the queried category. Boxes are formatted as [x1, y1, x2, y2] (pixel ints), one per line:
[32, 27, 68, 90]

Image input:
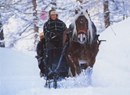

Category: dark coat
[43, 19, 67, 41]
[44, 18, 67, 34]
[43, 19, 67, 48]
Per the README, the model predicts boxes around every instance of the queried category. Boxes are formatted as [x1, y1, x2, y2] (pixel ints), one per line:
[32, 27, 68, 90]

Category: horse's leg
[73, 57, 81, 75]
[89, 42, 99, 67]
[66, 55, 76, 76]
[89, 59, 95, 67]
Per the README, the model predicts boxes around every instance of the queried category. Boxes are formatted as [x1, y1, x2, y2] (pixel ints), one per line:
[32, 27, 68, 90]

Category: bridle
[77, 29, 88, 34]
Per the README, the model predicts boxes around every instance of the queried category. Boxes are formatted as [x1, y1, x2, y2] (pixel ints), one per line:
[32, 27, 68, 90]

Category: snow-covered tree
[0, 0, 35, 50]
[1, 0, 130, 51]
[32, 0, 39, 48]
[109, 0, 130, 23]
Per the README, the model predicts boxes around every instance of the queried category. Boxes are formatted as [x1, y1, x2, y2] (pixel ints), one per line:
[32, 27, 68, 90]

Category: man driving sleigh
[36, 9, 69, 78]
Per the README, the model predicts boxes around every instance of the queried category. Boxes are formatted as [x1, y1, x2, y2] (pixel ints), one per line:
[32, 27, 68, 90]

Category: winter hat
[49, 9, 58, 16]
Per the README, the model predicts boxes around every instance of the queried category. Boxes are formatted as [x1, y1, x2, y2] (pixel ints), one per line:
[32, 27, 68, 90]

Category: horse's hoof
[86, 66, 93, 75]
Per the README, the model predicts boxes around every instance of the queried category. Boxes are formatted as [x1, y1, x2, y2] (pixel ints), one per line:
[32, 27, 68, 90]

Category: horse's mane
[71, 10, 94, 44]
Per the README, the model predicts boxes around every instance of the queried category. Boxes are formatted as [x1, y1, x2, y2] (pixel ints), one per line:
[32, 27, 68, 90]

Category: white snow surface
[1, 18, 130, 95]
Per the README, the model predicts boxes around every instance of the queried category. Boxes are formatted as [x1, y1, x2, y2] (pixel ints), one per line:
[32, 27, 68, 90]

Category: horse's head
[76, 12, 88, 44]
[72, 9, 94, 44]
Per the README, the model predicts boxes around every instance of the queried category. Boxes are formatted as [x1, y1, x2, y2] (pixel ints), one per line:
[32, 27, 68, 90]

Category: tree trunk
[122, 1, 128, 20]
[0, 22, 5, 47]
[104, 0, 110, 28]
[32, 0, 39, 47]
[51, 0, 57, 9]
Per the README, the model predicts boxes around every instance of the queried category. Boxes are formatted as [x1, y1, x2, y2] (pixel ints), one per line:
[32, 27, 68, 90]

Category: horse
[64, 9, 101, 77]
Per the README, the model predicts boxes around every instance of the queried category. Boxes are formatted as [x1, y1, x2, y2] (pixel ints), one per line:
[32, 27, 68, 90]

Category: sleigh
[42, 39, 69, 88]
[38, 8, 106, 88]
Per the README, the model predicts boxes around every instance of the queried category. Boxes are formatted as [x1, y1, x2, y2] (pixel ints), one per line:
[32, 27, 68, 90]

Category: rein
[71, 29, 88, 43]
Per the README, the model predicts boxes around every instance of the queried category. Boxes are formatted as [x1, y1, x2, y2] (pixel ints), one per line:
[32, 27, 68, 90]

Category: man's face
[50, 14, 57, 20]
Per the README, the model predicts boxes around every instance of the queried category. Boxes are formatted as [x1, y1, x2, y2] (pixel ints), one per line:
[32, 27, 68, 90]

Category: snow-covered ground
[1, 18, 130, 95]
